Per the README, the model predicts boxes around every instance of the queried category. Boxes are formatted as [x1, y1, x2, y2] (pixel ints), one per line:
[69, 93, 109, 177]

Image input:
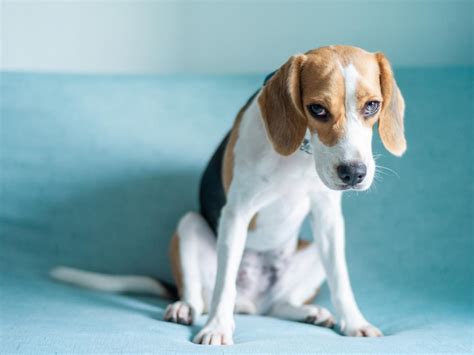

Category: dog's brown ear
[258, 55, 307, 156]
[376, 52, 407, 157]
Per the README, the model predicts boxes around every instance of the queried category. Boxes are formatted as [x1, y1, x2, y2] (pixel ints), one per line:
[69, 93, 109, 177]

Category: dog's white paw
[193, 320, 234, 345]
[304, 305, 336, 328]
[343, 323, 383, 337]
[234, 298, 257, 315]
[164, 301, 195, 325]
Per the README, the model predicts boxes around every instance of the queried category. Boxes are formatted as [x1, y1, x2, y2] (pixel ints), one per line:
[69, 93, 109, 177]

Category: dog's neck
[299, 131, 313, 155]
[244, 92, 313, 160]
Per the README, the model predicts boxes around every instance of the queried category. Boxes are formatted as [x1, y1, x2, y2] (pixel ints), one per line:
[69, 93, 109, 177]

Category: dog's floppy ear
[376, 52, 407, 157]
[258, 55, 308, 156]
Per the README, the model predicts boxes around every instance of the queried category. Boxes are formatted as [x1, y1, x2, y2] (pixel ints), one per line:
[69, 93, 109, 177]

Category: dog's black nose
[337, 162, 367, 186]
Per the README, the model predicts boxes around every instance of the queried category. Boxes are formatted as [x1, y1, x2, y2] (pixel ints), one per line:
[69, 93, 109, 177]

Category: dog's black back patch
[199, 132, 230, 236]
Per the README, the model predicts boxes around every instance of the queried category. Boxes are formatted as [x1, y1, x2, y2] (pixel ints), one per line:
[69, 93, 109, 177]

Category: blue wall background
[2, 0, 473, 73]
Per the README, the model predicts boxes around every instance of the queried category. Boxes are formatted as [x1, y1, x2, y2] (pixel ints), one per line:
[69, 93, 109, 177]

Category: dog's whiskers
[375, 164, 400, 179]
[373, 153, 383, 161]
[373, 172, 383, 182]
[370, 183, 378, 193]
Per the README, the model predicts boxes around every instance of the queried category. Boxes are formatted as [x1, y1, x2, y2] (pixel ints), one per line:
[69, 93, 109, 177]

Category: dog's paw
[343, 323, 383, 337]
[234, 298, 257, 315]
[304, 305, 336, 328]
[193, 320, 234, 345]
[164, 301, 195, 325]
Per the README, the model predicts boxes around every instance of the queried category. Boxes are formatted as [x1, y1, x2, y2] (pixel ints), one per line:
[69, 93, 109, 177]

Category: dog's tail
[50, 266, 176, 298]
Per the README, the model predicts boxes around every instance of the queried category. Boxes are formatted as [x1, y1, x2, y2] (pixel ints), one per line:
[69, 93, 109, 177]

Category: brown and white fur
[51, 46, 406, 346]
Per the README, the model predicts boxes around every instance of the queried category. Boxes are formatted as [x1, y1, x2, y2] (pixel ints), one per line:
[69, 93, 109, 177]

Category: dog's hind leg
[267, 241, 335, 328]
[165, 212, 217, 325]
[269, 303, 335, 328]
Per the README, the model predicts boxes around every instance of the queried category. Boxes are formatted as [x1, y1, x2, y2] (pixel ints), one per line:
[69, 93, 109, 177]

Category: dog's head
[258, 46, 406, 191]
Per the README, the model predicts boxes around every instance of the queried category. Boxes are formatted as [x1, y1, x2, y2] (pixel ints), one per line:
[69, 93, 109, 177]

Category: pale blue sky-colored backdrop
[1, 0, 473, 74]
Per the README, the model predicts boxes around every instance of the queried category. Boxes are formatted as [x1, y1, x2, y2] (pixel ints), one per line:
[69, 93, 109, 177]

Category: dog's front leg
[193, 202, 252, 345]
[310, 193, 382, 337]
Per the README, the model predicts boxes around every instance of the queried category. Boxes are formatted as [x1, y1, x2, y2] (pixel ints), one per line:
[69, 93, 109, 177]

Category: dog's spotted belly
[234, 247, 291, 314]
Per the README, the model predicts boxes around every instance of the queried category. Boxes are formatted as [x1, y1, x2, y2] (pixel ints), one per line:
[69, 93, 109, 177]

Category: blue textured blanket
[1, 69, 472, 353]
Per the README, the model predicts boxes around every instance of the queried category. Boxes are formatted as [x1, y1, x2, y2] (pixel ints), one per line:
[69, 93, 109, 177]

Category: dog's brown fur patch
[296, 239, 312, 251]
[258, 55, 308, 156]
[376, 52, 407, 156]
[169, 232, 183, 296]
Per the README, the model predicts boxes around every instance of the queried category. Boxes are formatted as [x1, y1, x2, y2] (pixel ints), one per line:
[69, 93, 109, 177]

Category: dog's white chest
[245, 191, 311, 251]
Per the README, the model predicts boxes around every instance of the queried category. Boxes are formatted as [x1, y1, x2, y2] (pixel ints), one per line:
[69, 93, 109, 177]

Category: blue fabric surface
[0, 69, 473, 354]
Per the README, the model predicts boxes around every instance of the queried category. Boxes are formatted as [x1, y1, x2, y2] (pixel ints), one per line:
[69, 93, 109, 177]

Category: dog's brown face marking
[259, 45, 406, 157]
[302, 46, 383, 146]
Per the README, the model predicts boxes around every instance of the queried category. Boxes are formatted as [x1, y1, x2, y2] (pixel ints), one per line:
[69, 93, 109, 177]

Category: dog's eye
[363, 101, 380, 117]
[308, 104, 330, 121]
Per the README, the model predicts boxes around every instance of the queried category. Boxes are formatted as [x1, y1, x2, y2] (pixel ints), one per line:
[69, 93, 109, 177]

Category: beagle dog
[51, 45, 406, 346]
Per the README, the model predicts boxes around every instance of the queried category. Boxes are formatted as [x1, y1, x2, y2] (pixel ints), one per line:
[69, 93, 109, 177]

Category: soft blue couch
[1, 68, 472, 354]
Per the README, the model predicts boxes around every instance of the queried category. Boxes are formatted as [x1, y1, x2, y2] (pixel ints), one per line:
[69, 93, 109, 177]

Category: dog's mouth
[319, 172, 372, 191]
[333, 184, 364, 191]
[334, 184, 351, 191]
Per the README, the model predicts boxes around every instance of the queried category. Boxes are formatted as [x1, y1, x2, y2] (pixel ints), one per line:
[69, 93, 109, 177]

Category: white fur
[176, 212, 217, 315]
[50, 266, 170, 296]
